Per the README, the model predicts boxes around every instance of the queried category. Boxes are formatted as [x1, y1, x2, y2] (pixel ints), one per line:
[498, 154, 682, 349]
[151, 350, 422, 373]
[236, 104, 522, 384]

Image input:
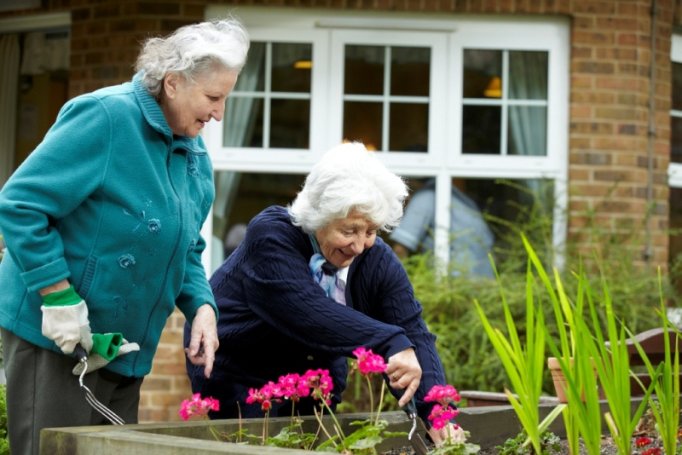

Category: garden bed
[40, 400, 586, 454]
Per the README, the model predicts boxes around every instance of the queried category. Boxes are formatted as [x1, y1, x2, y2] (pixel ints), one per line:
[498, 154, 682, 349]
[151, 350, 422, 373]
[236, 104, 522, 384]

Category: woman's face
[315, 210, 378, 269]
[160, 66, 238, 138]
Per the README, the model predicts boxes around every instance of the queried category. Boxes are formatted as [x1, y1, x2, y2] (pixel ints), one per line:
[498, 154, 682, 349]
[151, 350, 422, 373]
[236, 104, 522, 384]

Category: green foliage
[473, 250, 549, 454]
[631, 298, 681, 455]
[0, 385, 8, 455]
[410, 257, 664, 398]
[343, 180, 675, 418]
[495, 431, 561, 455]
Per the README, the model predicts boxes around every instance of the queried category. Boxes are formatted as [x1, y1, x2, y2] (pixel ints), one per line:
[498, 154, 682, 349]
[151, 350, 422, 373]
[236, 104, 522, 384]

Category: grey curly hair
[135, 16, 250, 97]
[288, 142, 408, 234]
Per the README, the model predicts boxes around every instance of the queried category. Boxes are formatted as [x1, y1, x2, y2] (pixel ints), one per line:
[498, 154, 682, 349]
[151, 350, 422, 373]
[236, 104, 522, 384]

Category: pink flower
[635, 436, 653, 448]
[178, 393, 220, 421]
[246, 381, 282, 411]
[277, 373, 311, 402]
[352, 347, 387, 375]
[424, 384, 461, 405]
[302, 368, 334, 404]
[427, 403, 460, 430]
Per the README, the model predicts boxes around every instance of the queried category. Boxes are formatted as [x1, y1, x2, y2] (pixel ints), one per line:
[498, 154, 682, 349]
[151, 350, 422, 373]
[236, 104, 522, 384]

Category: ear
[163, 72, 180, 99]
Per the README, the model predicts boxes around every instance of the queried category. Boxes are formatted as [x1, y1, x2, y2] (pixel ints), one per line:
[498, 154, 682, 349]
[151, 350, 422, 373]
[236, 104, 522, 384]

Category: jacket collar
[132, 72, 202, 154]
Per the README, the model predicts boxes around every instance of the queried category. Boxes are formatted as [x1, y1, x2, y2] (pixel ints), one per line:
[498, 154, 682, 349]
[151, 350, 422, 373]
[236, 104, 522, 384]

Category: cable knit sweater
[185, 205, 448, 421]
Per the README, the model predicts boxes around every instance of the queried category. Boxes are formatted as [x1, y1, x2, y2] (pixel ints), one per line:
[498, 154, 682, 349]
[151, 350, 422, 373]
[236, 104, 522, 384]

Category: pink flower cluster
[424, 384, 461, 431]
[178, 393, 220, 421]
[352, 347, 387, 375]
[246, 368, 335, 411]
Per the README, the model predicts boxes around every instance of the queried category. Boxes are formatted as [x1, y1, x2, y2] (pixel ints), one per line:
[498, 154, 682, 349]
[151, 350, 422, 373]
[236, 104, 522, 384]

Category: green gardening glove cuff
[91, 333, 123, 362]
[41, 285, 82, 307]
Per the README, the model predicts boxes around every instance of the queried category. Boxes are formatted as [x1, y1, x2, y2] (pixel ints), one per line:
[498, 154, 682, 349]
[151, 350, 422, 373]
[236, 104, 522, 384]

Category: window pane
[235, 42, 265, 92]
[343, 101, 383, 150]
[271, 43, 312, 93]
[508, 106, 547, 156]
[388, 177, 553, 276]
[345, 45, 384, 95]
[463, 49, 502, 98]
[672, 116, 682, 164]
[466, 178, 554, 268]
[673, 62, 682, 110]
[211, 171, 306, 273]
[223, 98, 264, 147]
[389, 103, 428, 152]
[391, 47, 430, 97]
[462, 105, 501, 154]
[509, 51, 548, 100]
[270, 99, 310, 148]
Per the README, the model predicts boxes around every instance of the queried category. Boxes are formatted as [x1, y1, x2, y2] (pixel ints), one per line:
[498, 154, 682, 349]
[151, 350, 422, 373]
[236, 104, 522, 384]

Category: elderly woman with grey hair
[186, 142, 460, 445]
[0, 17, 248, 455]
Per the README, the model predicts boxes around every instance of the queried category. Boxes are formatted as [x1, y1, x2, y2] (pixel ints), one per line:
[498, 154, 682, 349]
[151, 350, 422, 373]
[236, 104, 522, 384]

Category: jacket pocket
[79, 255, 98, 299]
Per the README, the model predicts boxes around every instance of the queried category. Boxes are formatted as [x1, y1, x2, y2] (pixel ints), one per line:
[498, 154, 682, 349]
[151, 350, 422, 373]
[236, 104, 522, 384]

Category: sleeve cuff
[20, 257, 71, 293]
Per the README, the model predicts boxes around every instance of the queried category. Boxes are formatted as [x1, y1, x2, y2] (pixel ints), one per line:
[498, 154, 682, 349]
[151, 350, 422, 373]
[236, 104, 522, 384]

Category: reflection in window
[343, 45, 430, 153]
[388, 177, 554, 274]
[223, 42, 312, 149]
[462, 49, 548, 156]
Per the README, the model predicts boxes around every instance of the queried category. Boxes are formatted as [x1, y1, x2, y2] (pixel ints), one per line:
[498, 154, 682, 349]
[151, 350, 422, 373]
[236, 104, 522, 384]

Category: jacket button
[147, 219, 161, 233]
[307, 355, 314, 361]
[118, 254, 136, 269]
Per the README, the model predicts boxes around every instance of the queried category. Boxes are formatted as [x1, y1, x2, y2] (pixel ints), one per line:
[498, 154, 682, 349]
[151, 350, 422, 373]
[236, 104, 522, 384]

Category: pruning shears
[397, 392, 430, 455]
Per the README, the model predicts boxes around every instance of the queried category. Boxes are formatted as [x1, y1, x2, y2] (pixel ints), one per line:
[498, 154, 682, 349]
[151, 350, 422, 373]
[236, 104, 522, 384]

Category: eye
[208, 95, 221, 102]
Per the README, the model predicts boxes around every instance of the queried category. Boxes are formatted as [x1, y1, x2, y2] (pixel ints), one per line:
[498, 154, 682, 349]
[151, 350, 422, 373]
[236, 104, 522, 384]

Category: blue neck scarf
[308, 235, 346, 305]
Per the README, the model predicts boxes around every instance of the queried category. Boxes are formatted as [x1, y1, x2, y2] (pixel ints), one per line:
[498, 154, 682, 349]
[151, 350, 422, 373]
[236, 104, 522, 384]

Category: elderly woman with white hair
[186, 142, 459, 445]
[0, 17, 249, 455]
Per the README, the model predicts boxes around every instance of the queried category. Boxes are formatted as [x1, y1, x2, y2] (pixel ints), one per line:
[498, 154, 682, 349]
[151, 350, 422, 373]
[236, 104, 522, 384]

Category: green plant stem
[374, 381, 386, 425]
[321, 400, 346, 442]
[366, 376, 374, 422]
[312, 405, 338, 449]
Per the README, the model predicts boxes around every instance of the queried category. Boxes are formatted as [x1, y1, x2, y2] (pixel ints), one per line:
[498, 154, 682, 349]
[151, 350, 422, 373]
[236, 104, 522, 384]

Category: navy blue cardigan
[185, 206, 448, 421]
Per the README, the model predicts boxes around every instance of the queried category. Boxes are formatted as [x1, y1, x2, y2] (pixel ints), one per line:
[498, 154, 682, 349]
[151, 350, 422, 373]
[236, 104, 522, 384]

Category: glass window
[462, 49, 549, 156]
[210, 171, 306, 272]
[388, 177, 554, 276]
[342, 44, 431, 152]
[204, 9, 569, 272]
[223, 42, 312, 149]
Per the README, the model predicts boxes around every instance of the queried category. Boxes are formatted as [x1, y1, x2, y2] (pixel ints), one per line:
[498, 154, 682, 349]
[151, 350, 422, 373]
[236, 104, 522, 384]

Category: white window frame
[670, 34, 682, 188]
[202, 6, 569, 272]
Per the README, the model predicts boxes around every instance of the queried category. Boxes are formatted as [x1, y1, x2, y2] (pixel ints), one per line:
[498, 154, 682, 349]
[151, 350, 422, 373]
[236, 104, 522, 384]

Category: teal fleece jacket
[0, 74, 217, 378]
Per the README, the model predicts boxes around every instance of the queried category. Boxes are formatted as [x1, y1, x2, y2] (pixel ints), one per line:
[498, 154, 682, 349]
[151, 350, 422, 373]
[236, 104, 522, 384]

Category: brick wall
[1, 0, 677, 423]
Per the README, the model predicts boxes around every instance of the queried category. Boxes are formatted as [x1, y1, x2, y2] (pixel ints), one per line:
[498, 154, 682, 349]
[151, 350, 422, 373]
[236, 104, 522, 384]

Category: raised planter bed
[41, 402, 577, 454]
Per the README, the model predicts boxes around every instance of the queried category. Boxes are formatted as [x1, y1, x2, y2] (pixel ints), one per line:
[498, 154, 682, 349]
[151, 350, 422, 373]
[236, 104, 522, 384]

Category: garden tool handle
[395, 391, 429, 455]
[73, 343, 88, 363]
[402, 396, 418, 419]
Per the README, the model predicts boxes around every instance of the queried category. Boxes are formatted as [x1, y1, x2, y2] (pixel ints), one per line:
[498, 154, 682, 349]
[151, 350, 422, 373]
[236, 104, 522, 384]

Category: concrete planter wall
[40, 404, 568, 454]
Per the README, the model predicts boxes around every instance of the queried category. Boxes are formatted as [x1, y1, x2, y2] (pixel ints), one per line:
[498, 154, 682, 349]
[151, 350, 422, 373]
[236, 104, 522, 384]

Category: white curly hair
[288, 142, 408, 234]
[135, 16, 250, 97]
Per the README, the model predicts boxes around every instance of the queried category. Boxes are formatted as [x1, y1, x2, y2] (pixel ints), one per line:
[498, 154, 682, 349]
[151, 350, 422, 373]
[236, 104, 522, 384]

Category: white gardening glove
[40, 285, 93, 355]
[72, 334, 140, 375]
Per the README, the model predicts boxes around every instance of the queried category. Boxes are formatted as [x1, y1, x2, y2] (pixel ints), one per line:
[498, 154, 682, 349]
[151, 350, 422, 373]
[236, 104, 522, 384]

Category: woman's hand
[428, 423, 466, 447]
[386, 348, 422, 407]
[184, 304, 219, 378]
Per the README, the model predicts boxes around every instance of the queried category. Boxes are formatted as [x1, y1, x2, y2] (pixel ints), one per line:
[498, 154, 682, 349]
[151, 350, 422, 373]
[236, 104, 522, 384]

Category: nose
[212, 101, 226, 122]
[349, 235, 374, 255]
